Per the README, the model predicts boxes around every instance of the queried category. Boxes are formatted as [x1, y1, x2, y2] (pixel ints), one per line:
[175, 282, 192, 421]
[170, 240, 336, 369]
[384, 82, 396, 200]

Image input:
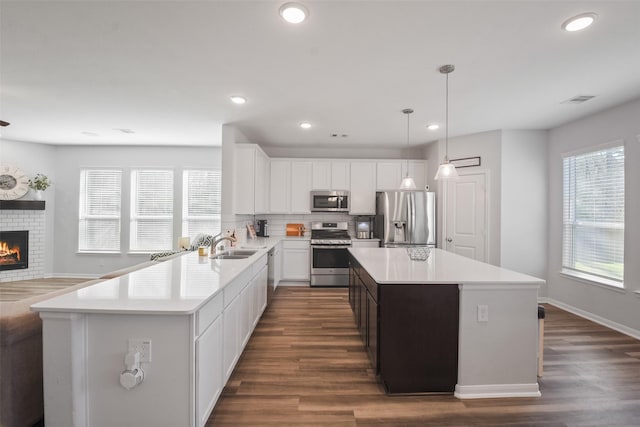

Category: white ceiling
[1, 1, 640, 148]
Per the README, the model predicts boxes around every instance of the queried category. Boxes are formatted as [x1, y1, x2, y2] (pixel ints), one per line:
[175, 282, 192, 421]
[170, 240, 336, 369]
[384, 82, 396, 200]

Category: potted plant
[28, 173, 52, 200]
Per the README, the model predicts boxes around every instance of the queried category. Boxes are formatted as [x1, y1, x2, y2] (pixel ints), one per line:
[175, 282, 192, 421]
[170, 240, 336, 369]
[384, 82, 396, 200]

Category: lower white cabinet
[281, 240, 310, 281]
[196, 314, 223, 427]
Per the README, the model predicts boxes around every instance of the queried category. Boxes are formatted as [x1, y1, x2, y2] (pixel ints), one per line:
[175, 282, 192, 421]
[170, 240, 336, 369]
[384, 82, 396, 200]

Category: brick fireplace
[0, 201, 45, 281]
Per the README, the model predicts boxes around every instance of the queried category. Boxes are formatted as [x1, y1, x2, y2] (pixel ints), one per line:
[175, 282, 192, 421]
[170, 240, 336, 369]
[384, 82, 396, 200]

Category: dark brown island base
[349, 253, 459, 394]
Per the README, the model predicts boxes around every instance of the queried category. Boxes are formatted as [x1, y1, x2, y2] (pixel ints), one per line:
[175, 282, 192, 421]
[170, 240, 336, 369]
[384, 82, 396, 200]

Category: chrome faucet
[210, 235, 237, 255]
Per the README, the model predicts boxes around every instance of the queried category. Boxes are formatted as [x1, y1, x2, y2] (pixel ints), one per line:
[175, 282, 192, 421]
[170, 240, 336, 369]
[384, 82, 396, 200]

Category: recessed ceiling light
[230, 96, 247, 105]
[299, 122, 312, 129]
[426, 124, 439, 130]
[562, 12, 597, 32]
[279, 3, 308, 24]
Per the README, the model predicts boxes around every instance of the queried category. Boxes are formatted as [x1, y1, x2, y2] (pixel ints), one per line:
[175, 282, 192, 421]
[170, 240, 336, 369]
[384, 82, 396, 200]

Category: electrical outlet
[477, 305, 489, 322]
[128, 338, 152, 363]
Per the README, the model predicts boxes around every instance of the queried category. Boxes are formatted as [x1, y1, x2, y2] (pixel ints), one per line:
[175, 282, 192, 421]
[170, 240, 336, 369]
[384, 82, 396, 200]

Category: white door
[445, 172, 487, 262]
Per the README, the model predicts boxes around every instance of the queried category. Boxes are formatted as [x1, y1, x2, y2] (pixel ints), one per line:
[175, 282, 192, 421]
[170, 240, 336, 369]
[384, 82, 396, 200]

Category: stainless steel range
[310, 221, 351, 287]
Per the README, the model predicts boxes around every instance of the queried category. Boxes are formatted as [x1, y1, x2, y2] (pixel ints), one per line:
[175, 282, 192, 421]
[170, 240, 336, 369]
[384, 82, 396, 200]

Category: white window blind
[130, 170, 174, 252]
[182, 170, 222, 239]
[562, 145, 624, 285]
[78, 169, 122, 252]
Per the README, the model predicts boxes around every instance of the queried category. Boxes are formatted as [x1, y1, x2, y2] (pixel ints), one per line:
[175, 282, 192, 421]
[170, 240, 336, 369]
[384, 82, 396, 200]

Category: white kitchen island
[348, 247, 545, 399]
[31, 245, 278, 427]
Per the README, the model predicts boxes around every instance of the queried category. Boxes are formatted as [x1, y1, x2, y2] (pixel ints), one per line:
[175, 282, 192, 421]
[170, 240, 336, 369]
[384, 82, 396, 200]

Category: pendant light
[434, 64, 459, 180]
[399, 108, 417, 190]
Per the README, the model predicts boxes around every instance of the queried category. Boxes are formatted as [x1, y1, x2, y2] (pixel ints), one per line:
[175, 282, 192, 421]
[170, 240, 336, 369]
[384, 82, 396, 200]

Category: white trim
[559, 270, 625, 293]
[561, 139, 624, 158]
[546, 297, 640, 341]
[454, 383, 540, 399]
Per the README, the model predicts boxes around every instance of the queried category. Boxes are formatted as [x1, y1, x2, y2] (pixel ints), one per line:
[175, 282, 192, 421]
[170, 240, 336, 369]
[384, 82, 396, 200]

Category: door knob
[446, 238, 453, 242]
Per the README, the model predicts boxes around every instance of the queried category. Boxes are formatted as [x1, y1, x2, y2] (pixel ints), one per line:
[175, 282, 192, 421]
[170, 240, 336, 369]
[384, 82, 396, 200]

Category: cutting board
[286, 223, 304, 236]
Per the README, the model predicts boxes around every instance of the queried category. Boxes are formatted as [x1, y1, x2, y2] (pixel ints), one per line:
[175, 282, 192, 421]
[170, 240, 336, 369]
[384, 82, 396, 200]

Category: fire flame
[0, 241, 20, 261]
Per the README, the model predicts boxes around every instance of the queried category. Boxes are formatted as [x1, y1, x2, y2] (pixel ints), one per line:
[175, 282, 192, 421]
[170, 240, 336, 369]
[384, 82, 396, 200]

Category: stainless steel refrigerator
[375, 191, 436, 247]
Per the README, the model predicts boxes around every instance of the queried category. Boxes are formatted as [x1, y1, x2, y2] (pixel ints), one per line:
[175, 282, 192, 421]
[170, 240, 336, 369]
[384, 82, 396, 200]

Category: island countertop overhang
[348, 247, 545, 287]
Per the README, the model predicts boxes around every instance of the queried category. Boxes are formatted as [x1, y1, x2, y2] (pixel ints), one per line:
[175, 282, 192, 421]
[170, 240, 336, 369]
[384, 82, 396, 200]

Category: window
[130, 170, 174, 252]
[79, 169, 122, 252]
[562, 144, 624, 286]
[182, 170, 222, 239]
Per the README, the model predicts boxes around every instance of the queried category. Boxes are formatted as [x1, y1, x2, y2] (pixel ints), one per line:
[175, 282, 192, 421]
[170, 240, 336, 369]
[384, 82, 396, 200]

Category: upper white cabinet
[376, 161, 403, 190]
[311, 160, 350, 191]
[290, 161, 312, 213]
[402, 160, 428, 191]
[269, 159, 291, 214]
[269, 160, 312, 214]
[234, 144, 269, 215]
[350, 161, 377, 215]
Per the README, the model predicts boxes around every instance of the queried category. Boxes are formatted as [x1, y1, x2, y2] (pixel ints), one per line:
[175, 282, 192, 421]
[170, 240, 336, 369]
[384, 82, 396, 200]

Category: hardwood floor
[208, 287, 640, 426]
[0, 277, 91, 301]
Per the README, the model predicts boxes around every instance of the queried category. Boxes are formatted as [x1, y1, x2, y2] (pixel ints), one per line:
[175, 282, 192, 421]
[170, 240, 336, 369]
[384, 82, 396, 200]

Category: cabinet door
[312, 161, 331, 190]
[255, 150, 269, 213]
[269, 160, 291, 213]
[376, 161, 403, 191]
[240, 283, 253, 349]
[290, 161, 312, 213]
[366, 290, 378, 372]
[358, 278, 367, 342]
[402, 160, 427, 191]
[350, 162, 376, 215]
[196, 315, 223, 427]
[234, 145, 256, 214]
[282, 249, 310, 281]
[331, 161, 350, 190]
[222, 294, 241, 381]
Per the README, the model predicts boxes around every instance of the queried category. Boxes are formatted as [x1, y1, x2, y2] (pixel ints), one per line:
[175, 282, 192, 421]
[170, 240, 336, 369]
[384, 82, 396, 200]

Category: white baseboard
[454, 383, 540, 399]
[543, 297, 640, 341]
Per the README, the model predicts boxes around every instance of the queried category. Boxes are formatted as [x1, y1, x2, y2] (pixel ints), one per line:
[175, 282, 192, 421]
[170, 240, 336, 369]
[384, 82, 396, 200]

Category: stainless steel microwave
[310, 191, 350, 212]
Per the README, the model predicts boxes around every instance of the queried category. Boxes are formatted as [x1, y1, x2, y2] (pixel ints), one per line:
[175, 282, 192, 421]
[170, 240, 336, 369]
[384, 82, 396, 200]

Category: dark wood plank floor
[208, 287, 640, 426]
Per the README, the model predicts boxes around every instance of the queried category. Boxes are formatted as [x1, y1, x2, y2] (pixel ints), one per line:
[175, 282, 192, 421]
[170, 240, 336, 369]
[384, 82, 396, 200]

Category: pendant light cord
[445, 71, 449, 162]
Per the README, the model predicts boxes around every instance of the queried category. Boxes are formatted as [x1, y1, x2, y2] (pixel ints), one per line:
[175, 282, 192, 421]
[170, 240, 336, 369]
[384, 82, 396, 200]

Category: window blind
[78, 169, 122, 252]
[130, 170, 174, 251]
[182, 170, 222, 239]
[562, 145, 624, 285]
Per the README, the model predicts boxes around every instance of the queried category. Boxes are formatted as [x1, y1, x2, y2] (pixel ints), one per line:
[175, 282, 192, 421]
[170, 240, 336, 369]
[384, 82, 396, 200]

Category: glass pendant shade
[434, 161, 458, 180]
[399, 176, 417, 190]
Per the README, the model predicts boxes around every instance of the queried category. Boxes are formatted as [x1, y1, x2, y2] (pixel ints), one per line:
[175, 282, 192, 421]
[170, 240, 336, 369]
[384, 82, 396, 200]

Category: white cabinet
[196, 314, 223, 427]
[312, 160, 350, 190]
[350, 161, 377, 215]
[376, 161, 403, 190]
[222, 291, 242, 381]
[402, 160, 428, 190]
[234, 144, 269, 214]
[269, 160, 311, 213]
[269, 159, 291, 213]
[281, 240, 310, 282]
[290, 161, 312, 213]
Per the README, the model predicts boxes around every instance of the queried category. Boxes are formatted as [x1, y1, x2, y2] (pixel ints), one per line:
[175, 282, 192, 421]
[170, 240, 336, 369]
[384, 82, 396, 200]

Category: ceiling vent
[562, 95, 596, 104]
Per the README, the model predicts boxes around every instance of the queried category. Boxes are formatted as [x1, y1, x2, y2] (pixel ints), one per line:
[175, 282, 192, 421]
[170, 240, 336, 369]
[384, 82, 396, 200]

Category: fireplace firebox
[0, 230, 29, 271]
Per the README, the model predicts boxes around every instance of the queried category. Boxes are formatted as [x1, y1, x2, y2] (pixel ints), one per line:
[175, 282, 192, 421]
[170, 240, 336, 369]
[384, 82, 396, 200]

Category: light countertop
[348, 247, 544, 286]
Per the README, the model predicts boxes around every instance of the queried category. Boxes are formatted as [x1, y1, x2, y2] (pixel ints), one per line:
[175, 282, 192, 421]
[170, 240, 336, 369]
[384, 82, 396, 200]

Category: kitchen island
[30, 237, 296, 427]
[348, 247, 544, 399]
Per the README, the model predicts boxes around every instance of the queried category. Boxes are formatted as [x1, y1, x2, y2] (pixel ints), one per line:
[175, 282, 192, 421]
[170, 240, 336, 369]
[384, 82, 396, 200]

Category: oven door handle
[312, 245, 352, 249]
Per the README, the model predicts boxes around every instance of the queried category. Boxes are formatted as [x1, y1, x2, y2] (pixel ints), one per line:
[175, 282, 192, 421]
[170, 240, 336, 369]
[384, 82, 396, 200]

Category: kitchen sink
[210, 254, 252, 260]
[209, 249, 258, 260]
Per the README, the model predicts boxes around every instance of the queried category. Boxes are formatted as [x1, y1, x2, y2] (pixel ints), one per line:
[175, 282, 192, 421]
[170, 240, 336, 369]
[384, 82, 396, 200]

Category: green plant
[28, 173, 52, 191]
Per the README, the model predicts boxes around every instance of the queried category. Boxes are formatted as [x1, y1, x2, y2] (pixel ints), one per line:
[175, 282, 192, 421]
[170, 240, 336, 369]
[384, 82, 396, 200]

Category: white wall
[501, 130, 548, 283]
[263, 145, 423, 160]
[432, 130, 503, 266]
[547, 98, 640, 335]
[0, 139, 57, 275]
[52, 145, 220, 276]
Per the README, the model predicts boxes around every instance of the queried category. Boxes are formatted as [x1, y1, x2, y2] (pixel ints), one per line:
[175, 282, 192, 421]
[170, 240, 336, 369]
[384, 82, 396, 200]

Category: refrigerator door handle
[407, 192, 415, 244]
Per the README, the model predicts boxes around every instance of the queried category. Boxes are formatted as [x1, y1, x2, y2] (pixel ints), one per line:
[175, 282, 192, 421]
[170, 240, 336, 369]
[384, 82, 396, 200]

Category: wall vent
[562, 95, 596, 104]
